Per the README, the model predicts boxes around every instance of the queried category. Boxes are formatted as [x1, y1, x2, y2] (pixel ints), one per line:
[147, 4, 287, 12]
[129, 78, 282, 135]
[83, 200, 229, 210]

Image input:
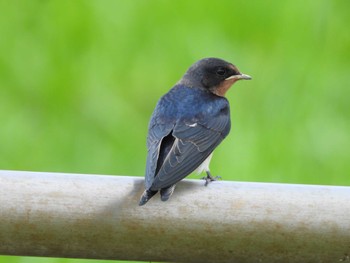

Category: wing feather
[144, 117, 175, 189]
[150, 110, 230, 190]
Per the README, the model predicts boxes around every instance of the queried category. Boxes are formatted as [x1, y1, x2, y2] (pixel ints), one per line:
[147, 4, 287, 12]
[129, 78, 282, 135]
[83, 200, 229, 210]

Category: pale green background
[0, 0, 349, 262]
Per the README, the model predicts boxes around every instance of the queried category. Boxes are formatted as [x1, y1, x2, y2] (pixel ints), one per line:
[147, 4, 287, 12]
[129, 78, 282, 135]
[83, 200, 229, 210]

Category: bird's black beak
[225, 73, 252, 81]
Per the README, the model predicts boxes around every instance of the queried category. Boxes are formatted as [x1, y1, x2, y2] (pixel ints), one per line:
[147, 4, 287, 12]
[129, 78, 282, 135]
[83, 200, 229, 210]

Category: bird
[139, 57, 251, 206]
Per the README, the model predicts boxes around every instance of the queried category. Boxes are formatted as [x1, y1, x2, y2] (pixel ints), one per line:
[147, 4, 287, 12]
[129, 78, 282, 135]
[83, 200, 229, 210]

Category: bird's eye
[216, 67, 226, 76]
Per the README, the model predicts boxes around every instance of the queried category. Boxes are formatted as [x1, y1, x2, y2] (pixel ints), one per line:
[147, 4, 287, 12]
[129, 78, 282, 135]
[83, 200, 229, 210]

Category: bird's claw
[202, 172, 221, 186]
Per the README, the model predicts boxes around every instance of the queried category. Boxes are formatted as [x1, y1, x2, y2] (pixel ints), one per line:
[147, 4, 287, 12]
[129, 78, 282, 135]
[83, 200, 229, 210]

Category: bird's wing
[150, 109, 230, 190]
[144, 115, 175, 189]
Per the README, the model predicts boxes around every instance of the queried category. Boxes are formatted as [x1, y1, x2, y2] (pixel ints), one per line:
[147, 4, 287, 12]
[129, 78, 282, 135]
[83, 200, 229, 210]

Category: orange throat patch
[211, 79, 238, 97]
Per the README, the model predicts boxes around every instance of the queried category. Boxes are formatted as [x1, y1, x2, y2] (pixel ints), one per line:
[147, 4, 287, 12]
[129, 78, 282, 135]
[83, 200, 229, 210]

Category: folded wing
[149, 108, 230, 190]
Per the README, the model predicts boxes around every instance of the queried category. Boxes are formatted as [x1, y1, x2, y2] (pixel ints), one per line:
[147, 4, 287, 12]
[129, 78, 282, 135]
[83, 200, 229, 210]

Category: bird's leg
[202, 170, 221, 186]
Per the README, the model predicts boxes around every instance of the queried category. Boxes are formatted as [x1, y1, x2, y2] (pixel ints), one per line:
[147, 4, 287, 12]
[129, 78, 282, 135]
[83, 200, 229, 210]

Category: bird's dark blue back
[145, 84, 231, 190]
[150, 85, 229, 128]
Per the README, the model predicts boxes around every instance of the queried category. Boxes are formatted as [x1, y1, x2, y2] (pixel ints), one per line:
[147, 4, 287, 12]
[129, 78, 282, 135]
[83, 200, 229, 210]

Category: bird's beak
[239, 73, 252, 80]
[225, 73, 252, 81]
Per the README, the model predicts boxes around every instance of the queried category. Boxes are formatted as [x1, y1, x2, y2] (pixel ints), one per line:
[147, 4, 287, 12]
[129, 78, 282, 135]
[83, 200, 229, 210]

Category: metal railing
[1, 170, 349, 262]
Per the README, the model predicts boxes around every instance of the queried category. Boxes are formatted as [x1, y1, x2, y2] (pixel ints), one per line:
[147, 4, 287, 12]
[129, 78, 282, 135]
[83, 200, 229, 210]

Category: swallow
[139, 57, 251, 206]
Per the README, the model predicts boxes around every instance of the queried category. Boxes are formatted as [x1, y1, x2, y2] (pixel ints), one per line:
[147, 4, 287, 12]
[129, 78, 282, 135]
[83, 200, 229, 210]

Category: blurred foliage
[0, 0, 349, 262]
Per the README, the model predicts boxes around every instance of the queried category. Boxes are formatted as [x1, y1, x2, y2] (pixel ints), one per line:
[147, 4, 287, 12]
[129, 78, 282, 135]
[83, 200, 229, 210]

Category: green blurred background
[0, 0, 349, 262]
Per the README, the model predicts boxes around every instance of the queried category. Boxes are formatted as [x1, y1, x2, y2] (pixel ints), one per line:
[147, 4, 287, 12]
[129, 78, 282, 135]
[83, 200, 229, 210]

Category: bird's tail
[139, 189, 158, 206]
[160, 184, 176, 202]
[139, 185, 176, 206]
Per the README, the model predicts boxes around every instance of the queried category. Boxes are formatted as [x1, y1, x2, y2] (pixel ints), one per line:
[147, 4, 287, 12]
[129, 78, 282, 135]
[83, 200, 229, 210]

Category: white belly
[195, 153, 213, 174]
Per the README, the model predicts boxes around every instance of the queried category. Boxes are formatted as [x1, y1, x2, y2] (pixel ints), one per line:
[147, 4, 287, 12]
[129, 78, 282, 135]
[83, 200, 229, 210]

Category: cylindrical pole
[0, 170, 349, 262]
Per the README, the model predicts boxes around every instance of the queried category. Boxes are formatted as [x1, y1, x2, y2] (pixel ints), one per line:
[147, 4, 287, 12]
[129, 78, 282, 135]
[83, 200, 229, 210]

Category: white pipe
[0, 170, 349, 262]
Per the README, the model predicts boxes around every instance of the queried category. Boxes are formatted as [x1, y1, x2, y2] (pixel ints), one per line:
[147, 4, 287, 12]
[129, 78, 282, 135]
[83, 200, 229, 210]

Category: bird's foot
[202, 171, 221, 186]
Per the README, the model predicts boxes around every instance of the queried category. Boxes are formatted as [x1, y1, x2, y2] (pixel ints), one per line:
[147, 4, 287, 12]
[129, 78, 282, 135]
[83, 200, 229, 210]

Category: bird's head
[179, 57, 252, 96]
